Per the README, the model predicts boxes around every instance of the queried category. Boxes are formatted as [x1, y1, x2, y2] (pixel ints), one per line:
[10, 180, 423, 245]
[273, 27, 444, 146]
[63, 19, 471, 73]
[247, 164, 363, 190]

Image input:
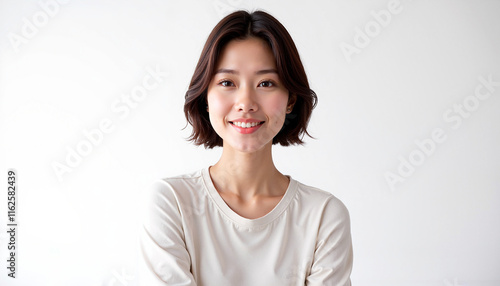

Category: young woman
[140, 10, 353, 286]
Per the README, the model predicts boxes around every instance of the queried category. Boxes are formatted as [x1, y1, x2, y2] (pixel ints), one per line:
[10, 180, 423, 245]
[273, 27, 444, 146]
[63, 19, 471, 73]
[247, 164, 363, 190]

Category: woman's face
[207, 37, 292, 153]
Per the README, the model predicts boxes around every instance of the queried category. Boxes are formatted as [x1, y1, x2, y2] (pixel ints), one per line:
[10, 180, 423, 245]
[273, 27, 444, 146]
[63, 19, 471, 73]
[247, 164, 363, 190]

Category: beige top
[139, 166, 353, 286]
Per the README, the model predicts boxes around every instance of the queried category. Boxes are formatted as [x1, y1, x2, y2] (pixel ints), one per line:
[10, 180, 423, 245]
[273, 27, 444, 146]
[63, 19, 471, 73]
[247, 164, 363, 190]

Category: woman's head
[184, 10, 317, 149]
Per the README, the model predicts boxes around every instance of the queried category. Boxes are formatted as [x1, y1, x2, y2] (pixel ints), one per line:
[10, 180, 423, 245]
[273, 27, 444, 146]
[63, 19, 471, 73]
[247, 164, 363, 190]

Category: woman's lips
[229, 121, 264, 134]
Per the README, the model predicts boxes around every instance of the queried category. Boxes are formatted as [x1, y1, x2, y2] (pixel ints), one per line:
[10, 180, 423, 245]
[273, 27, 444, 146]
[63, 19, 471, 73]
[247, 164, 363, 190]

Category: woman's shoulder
[161, 168, 204, 183]
[145, 168, 205, 200]
[141, 168, 207, 218]
[293, 179, 350, 218]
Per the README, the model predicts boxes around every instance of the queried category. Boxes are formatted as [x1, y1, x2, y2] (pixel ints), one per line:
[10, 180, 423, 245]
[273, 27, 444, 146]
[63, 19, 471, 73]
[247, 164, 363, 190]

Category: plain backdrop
[0, 0, 499, 285]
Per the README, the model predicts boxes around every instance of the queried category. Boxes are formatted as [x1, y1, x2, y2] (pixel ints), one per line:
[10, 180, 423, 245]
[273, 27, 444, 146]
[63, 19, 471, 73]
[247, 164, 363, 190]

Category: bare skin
[208, 143, 290, 219]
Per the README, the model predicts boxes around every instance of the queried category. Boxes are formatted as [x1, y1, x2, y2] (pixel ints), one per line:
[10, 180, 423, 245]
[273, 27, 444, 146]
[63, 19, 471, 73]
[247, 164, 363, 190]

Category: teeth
[232, 121, 262, 128]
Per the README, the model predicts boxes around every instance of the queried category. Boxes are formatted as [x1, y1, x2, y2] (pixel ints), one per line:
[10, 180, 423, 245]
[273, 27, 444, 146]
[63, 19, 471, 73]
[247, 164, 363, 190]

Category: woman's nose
[235, 85, 258, 112]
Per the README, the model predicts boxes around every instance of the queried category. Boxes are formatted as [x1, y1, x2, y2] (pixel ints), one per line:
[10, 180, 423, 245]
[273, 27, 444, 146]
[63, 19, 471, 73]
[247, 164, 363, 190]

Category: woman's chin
[223, 140, 272, 154]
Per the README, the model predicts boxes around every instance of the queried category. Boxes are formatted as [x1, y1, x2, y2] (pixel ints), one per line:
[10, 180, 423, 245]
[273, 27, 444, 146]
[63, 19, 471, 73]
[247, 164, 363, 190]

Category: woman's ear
[287, 93, 297, 113]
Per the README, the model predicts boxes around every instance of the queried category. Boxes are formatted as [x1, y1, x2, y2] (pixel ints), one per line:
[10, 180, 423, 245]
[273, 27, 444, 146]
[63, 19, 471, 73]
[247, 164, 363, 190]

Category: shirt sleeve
[138, 180, 197, 286]
[306, 196, 353, 286]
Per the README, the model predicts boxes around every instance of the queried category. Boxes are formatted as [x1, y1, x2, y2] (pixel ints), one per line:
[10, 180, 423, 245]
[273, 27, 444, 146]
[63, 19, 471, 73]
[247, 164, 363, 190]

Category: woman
[140, 10, 353, 286]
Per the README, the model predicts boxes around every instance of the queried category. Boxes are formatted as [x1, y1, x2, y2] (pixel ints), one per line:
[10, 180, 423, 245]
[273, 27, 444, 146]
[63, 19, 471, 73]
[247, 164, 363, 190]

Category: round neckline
[201, 165, 298, 228]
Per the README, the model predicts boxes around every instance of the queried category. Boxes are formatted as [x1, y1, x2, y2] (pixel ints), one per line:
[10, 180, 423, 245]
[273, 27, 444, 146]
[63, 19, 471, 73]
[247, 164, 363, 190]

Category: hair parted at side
[184, 10, 317, 149]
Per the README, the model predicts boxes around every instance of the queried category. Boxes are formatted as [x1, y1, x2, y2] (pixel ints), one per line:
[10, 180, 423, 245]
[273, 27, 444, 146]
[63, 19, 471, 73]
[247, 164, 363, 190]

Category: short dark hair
[184, 10, 317, 149]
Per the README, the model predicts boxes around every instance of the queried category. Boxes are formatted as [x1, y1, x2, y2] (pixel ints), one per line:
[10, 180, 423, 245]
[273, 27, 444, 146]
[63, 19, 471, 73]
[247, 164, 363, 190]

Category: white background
[0, 0, 499, 285]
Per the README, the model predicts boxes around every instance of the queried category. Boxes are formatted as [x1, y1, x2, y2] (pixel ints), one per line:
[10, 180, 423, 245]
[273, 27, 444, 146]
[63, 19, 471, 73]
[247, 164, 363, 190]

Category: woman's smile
[229, 119, 265, 134]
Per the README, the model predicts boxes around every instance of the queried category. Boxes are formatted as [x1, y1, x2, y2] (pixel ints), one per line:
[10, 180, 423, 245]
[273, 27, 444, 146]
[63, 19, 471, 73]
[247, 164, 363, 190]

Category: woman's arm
[139, 180, 197, 286]
[306, 196, 353, 286]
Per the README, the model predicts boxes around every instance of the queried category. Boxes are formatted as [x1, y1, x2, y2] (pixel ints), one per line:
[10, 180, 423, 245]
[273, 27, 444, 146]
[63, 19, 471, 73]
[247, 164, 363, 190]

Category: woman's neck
[209, 143, 288, 201]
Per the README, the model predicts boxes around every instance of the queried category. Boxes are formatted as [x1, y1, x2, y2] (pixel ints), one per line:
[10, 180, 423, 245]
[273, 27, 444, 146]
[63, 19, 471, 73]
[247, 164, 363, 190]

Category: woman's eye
[219, 80, 234, 87]
[258, 81, 274, 88]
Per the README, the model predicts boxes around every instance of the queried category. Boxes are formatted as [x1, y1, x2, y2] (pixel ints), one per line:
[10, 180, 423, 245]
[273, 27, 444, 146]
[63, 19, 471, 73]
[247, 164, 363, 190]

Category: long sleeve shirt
[139, 166, 353, 286]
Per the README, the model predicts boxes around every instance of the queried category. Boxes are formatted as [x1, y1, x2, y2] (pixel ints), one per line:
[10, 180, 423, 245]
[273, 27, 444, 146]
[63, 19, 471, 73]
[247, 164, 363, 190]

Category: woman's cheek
[268, 96, 288, 117]
[269, 109, 287, 131]
[208, 94, 229, 116]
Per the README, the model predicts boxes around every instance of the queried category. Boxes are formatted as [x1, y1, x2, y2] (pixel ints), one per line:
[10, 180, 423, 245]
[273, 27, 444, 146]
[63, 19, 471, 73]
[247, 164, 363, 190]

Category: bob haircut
[184, 10, 317, 149]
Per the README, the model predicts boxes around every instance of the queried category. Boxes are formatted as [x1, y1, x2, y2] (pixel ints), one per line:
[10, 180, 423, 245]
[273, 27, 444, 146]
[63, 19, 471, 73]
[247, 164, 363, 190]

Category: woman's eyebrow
[214, 68, 278, 75]
[255, 69, 278, 75]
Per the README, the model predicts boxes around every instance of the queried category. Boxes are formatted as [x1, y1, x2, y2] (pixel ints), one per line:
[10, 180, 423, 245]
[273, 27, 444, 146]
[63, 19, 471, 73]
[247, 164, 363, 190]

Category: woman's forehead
[216, 38, 276, 72]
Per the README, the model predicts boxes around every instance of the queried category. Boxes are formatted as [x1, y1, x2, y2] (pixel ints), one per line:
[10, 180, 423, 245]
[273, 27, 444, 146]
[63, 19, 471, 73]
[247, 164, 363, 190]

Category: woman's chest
[183, 210, 317, 286]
